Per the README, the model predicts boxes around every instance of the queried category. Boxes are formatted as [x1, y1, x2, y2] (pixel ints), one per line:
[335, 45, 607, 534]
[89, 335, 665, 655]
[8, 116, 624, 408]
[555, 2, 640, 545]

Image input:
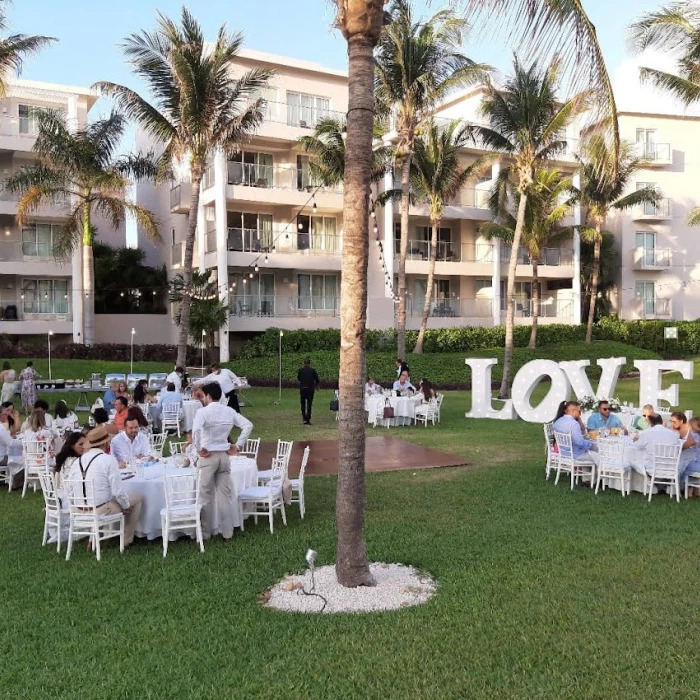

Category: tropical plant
[470, 57, 587, 397]
[574, 135, 660, 343]
[375, 0, 489, 361]
[95, 8, 273, 368]
[482, 167, 573, 349]
[580, 230, 616, 322]
[331, 0, 388, 588]
[170, 270, 229, 365]
[5, 110, 160, 345]
[378, 119, 492, 353]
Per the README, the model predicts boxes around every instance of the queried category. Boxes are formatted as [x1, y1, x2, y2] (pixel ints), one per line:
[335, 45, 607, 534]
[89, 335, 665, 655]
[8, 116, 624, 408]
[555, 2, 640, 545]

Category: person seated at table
[54, 432, 87, 490]
[22, 408, 56, 460]
[92, 407, 119, 436]
[67, 425, 143, 548]
[364, 377, 382, 396]
[630, 412, 679, 474]
[631, 404, 654, 432]
[133, 380, 158, 407]
[418, 379, 436, 402]
[586, 400, 625, 434]
[553, 401, 599, 466]
[671, 412, 698, 470]
[111, 415, 151, 468]
[113, 396, 129, 431]
[115, 381, 130, 401]
[127, 405, 150, 431]
[30, 399, 55, 431]
[1, 400, 20, 437]
[393, 371, 416, 395]
[54, 400, 79, 435]
[0, 410, 22, 469]
[680, 417, 700, 496]
[103, 382, 118, 413]
[157, 382, 184, 411]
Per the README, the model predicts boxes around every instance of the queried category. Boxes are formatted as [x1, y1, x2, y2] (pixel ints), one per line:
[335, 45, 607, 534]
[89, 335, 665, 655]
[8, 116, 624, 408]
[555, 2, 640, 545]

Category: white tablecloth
[122, 456, 257, 540]
[364, 394, 423, 426]
[181, 400, 202, 432]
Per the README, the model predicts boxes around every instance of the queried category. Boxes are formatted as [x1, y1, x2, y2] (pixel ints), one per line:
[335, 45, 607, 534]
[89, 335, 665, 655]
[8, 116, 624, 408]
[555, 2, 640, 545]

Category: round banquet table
[122, 456, 257, 540]
[181, 400, 202, 432]
[364, 394, 423, 426]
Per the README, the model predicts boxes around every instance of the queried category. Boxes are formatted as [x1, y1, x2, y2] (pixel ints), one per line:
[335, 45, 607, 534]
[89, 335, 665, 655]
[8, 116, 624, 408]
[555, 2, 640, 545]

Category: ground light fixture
[130, 328, 136, 375]
[305, 549, 317, 591]
[47, 330, 53, 380]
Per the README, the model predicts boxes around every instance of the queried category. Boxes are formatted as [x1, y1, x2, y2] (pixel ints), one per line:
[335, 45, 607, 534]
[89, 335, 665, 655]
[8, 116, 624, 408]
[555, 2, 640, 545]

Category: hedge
[227, 342, 660, 389]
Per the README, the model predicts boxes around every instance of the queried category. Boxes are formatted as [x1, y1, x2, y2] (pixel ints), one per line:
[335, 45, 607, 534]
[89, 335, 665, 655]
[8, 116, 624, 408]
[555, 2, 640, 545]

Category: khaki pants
[198, 451, 233, 539]
[95, 493, 144, 546]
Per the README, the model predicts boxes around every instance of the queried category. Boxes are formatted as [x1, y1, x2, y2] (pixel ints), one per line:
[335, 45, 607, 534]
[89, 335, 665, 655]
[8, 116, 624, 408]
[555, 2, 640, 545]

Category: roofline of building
[237, 48, 348, 79]
[9, 78, 99, 110]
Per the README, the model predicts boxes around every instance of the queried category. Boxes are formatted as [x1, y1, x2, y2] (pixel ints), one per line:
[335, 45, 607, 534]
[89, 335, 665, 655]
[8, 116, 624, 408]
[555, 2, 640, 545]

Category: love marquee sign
[465, 358, 694, 424]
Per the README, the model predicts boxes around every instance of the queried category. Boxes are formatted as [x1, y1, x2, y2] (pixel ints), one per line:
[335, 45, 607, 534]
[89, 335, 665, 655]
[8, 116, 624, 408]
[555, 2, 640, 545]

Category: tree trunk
[500, 190, 529, 399]
[528, 259, 539, 349]
[176, 168, 204, 369]
[585, 223, 601, 344]
[335, 29, 376, 588]
[82, 205, 94, 346]
[396, 152, 412, 360]
[413, 218, 440, 353]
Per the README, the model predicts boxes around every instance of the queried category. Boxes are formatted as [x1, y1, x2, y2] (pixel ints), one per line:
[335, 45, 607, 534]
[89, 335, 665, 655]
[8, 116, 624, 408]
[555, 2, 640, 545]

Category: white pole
[47, 330, 53, 381]
[201, 330, 206, 376]
[130, 328, 135, 375]
[277, 330, 284, 404]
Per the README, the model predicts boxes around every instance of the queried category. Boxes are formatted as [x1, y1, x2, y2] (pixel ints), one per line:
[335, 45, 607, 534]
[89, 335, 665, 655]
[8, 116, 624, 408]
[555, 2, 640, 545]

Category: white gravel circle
[264, 562, 437, 614]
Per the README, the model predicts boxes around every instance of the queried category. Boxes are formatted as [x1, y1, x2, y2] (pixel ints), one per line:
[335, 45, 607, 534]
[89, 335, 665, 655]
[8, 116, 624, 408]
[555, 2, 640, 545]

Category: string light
[264, 255, 269, 264]
[254, 265, 259, 272]
[312, 197, 317, 214]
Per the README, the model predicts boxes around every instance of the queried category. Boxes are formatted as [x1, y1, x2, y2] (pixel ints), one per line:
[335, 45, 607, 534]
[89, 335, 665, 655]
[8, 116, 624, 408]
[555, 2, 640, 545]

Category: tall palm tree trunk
[585, 222, 601, 344]
[528, 259, 539, 349]
[414, 218, 439, 354]
[397, 153, 411, 360]
[82, 206, 94, 346]
[176, 168, 204, 369]
[500, 190, 529, 399]
[335, 28, 375, 589]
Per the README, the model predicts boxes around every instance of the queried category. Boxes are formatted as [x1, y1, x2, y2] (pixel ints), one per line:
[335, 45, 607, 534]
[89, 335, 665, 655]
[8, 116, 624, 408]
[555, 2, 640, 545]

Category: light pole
[47, 330, 53, 381]
[130, 327, 135, 375]
[275, 330, 284, 405]
[201, 330, 206, 377]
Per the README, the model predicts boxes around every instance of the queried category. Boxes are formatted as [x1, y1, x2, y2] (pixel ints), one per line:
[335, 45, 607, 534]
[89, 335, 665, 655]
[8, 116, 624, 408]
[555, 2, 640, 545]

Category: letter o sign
[511, 360, 570, 423]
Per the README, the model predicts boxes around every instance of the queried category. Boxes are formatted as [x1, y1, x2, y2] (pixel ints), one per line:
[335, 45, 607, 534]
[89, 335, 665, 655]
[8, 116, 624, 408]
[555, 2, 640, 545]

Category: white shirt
[632, 424, 681, 470]
[365, 382, 382, 396]
[111, 431, 151, 466]
[192, 401, 253, 453]
[195, 369, 241, 395]
[392, 380, 416, 393]
[166, 371, 182, 392]
[0, 421, 21, 460]
[67, 448, 130, 509]
[54, 413, 79, 433]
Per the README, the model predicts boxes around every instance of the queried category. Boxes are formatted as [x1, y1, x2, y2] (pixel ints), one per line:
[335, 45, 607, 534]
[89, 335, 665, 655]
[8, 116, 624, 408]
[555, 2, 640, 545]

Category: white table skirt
[123, 456, 257, 540]
[364, 394, 423, 426]
[181, 400, 202, 432]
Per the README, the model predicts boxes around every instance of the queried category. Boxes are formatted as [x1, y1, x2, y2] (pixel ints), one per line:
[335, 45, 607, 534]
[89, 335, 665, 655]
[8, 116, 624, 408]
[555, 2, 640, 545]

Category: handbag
[383, 399, 395, 419]
[329, 399, 339, 412]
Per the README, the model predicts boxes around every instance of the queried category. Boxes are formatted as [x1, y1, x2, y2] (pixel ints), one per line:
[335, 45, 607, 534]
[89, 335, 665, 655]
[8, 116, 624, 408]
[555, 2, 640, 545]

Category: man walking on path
[297, 358, 320, 425]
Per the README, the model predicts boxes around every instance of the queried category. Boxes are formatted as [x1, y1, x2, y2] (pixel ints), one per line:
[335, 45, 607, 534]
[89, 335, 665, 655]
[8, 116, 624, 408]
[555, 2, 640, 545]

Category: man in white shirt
[194, 363, 242, 412]
[393, 371, 416, 395]
[111, 416, 151, 468]
[67, 425, 143, 546]
[630, 412, 681, 474]
[364, 377, 382, 396]
[192, 382, 253, 541]
[166, 366, 184, 393]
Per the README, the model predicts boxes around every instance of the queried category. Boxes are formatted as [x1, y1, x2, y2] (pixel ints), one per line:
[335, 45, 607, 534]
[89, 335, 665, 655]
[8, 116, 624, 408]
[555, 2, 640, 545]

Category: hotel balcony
[409, 187, 492, 220]
[634, 297, 672, 320]
[499, 298, 575, 324]
[632, 199, 672, 221]
[0, 186, 70, 218]
[0, 240, 71, 276]
[0, 297, 73, 334]
[405, 298, 494, 328]
[228, 294, 340, 331]
[632, 247, 671, 271]
[169, 182, 192, 214]
[399, 240, 494, 277]
[0, 116, 38, 153]
[254, 101, 347, 142]
[632, 142, 672, 167]
[500, 245, 574, 279]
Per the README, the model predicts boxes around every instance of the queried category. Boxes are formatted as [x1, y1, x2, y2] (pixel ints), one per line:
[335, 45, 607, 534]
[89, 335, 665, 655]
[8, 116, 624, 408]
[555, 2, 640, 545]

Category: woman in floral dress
[19, 361, 39, 412]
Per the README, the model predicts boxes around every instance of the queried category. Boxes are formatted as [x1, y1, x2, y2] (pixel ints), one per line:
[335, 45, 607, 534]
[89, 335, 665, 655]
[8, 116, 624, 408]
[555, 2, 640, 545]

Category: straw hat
[86, 424, 112, 449]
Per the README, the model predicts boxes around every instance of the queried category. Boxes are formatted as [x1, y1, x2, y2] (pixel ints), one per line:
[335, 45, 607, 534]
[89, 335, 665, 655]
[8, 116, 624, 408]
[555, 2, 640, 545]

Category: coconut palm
[581, 230, 617, 322]
[471, 57, 587, 398]
[95, 8, 273, 368]
[375, 0, 490, 361]
[481, 167, 573, 349]
[5, 110, 160, 345]
[574, 135, 661, 343]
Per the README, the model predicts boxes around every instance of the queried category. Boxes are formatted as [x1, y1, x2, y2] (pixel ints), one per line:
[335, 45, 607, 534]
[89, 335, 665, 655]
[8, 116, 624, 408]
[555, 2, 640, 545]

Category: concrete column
[382, 168, 394, 297]
[491, 160, 501, 326]
[572, 171, 582, 324]
[197, 198, 206, 274]
[67, 95, 83, 342]
[213, 150, 230, 362]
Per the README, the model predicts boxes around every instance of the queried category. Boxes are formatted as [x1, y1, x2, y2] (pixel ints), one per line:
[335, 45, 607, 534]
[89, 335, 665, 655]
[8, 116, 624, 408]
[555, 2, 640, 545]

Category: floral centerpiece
[578, 396, 622, 413]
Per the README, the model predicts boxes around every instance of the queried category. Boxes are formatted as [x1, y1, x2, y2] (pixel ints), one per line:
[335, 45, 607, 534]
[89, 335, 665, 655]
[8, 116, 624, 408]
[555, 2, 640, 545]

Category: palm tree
[95, 8, 273, 368]
[581, 230, 617, 322]
[482, 167, 573, 349]
[471, 57, 587, 398]
[574, 135, 661, 343]
[375, 0, 489, 361]
[5, 110, 160, 345]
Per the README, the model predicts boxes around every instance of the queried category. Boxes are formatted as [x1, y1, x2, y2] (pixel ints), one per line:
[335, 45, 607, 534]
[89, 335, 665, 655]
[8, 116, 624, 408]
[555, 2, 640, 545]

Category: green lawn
[2, 366, 700, 697]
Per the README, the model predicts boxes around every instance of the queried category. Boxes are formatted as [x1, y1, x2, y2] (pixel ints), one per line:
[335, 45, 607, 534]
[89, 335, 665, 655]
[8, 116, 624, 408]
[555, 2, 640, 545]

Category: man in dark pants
[297, 358, 320, 425]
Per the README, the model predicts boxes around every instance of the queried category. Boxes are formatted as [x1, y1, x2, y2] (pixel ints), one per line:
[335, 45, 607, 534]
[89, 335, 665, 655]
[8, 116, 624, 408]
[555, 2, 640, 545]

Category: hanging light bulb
[375, 240, 380, 246]
[254, 265, 259, 272]
[44, 292, 48, 299]
[371, 209, 376, 219]
[152, 290, 156, 296]
[312, 198, 317, 214]
[242, 278, 247, 284]
[249, 272, 254, 279]
[264, 255, 269, 264]
[120, 292, 125, 297]
[20, 292, 24, 300]
[298, 222, 303, 231]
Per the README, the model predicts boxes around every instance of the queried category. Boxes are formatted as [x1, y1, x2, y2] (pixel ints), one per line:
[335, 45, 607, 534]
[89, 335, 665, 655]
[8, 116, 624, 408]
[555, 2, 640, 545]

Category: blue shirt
[586, 411, 623, 431]
[553, 414, 595, 459]
[156, 391, 184, 410]
[103, 388, 116, 413]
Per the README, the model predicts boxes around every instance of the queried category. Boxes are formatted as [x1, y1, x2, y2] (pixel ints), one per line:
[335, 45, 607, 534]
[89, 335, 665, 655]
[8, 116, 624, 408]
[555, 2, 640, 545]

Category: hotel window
[286, 91, 330, 128]
[635, 281, 656, 317]
[18, 104, 36, 134]
[22, 278, 69, 314]
[226, 212, 273, 252]
[297, 274, 338, 311]
[295, 215, 338, 252]
[228, 151, 273, 187]
[21, 223, 58, 257]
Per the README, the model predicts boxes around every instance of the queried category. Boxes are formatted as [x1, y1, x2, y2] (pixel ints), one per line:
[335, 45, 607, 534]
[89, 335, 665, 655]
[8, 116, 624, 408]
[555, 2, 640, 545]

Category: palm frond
[639, 66, 700, 106]
[687, 206, 700, 226]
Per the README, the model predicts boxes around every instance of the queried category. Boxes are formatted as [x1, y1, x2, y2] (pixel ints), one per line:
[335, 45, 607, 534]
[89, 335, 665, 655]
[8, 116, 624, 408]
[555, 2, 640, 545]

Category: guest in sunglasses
[586, 400, 626, 434]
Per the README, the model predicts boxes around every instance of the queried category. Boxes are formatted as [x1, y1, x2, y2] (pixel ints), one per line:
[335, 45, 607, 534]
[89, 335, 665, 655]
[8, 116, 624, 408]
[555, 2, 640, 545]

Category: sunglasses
[601, 407, 611, 412]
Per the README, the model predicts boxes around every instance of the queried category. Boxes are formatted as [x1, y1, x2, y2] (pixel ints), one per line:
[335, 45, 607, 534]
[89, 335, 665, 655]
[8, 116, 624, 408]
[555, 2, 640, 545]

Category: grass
[2, 360, 700, 698]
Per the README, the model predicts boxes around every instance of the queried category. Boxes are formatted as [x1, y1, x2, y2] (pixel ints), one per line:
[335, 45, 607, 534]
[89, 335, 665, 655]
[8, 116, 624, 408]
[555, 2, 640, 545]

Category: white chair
[137, 402, 152, 423]
[238, 457, 287, 534]
[685, 469, 700, 499]
[257, 440, 293, 484]
[0, 459, 10, 491]
[169, 440, 187, 457]
[372, 401, 390, 429]
[160, 471, 204, 557]
[149, 432, 167, 458]
[543, 423, 559, 480]
[240, 438, 260, 462]
[290, 446, 310, 519]
[553, 430, 596, 490]
[334, 390, 340, 421]
[64, 478, 124, 561]
[435, 393, 444, 423]
[38, 471, 68, 552]
[22, 439, 50, 498]
[415, 399, 438, 427]
[595, 437, 630, 497]
[161, 404, 182, 437]
[648, 442, 683, 502]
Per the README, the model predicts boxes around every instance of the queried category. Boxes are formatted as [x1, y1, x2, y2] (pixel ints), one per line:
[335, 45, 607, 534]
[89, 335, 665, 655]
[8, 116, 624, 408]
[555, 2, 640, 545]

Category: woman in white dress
[22, 408, 56, 463]
[54, 400, 79, 435]
[0, 361, 16, 404]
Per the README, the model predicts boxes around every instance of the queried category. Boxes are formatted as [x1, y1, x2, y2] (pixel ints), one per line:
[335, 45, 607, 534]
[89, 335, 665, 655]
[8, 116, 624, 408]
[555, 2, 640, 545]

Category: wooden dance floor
[257, 437, 469, 477]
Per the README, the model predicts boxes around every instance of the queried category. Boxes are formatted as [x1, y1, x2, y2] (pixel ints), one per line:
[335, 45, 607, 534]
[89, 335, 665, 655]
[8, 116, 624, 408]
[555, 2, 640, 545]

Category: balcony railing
[638, 297, 672, 318]
[171, 243, 184, 268]
[402, 240, 494, 263]
[258, 101, 346, 130]
[291, 233, 342, 254]
[407, 298, 493, 318]
[633, 247, 671, 270]
[634, 142, 671, 162]
[501, 245, 574, 266]
[229, 294, 340, 317]
[205, 227, 343, 255]
[225, 227, 275, 253]
[636, 199, 671, 218]
[0, 240, 67, 262]
[0, 298, 72, 321]
[508, 298, 574, 318]
[170, 184, 183, 209]
[448, 188, 491, 209]
[224, 162, 343, 194]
